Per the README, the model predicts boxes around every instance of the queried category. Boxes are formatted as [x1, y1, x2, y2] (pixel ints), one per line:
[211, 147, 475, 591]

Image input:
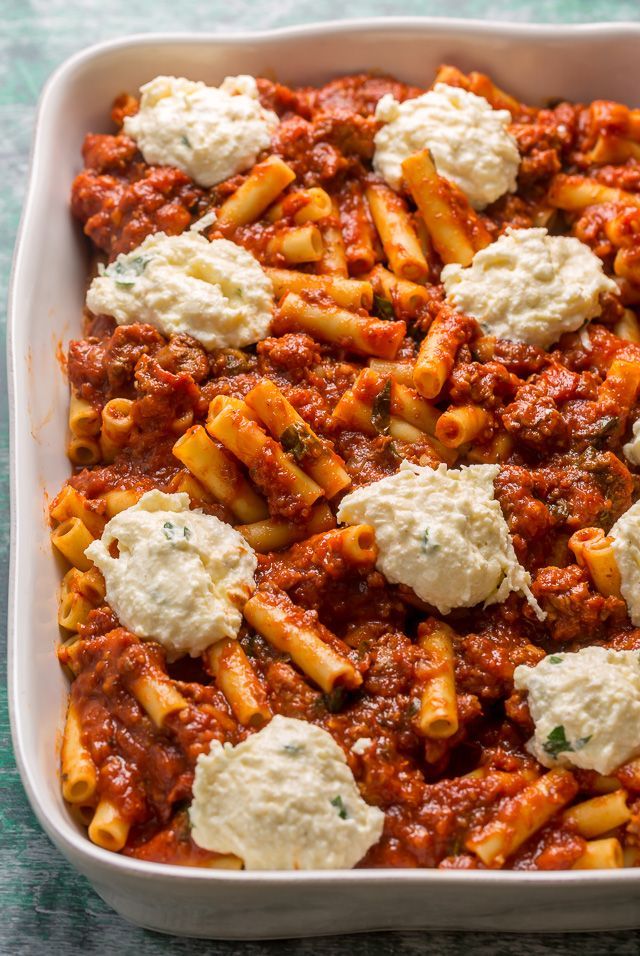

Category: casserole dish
[8, 18, 640, 937]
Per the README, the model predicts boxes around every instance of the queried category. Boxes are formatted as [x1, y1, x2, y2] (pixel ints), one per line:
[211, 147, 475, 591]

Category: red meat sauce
[60, 71, 640, 868]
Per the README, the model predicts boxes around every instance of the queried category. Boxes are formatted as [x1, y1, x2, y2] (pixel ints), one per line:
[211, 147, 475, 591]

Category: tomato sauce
[61, 70, 640, 868]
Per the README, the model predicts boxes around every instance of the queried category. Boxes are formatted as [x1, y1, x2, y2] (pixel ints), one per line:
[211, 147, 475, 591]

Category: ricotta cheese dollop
[611, 499, 640, 626]
[189, 715, 384, 869]
[86, 232, 274, 351]
[442, 227, 618, 349]
[85, 490, 257, 660]
[336, 461, 541, 617]
[514, 647, 640, 775]
[373, 83, 520, 209]
[623, 419, 640, 467]
[123, 74, 279, 187]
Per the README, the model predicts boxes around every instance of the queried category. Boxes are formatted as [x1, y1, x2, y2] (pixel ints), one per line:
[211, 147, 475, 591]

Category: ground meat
[82, 133, 138, 173]
[502, 383, 568, 448]
[531, 564, 628, 642]
[67, 337, 109, 396]
[154, 334, 210, 382]
[454, 621, 545, 700]
[71, 164, 204, 258]
[133, 353, 203, 431]
[311, 73, 423, 116]
[310, 108, 377, 160]
[103, 324, 165, 393]
[494, 464, 555, 569]
[271, 114, 349, 185]
[471, 336, 549, 377]
[448, 360, 520, 408]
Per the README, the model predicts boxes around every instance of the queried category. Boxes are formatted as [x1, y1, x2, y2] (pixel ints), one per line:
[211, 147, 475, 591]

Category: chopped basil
[280, 422, 321, 462]
[548, 655, 563, 664]
[543, 726, 573, 757]
[387, 440, 402, 461]
[163, 521, 191, 542]
[109, 255, 150, 288]
[282, 743, 303, 756]
[543, 725, 592, 758]
[422, 528, 439, 554]
[373, 294, 395, 321]
[593, 415, 619, 438]
[323, 686, 347, 713]
[330, 795, 349, 820]
[371, 379, 392, 435]
[180, 134, 192, 148]
[115, 256, 149, 276]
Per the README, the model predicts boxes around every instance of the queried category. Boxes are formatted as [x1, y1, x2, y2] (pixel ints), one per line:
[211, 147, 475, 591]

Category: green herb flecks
[548, 655, 563, 664]
[387, 440, 402, 462]
[330, 795, 349, 820]
[593, 415, 619, 438]
[283, 743, 303, 756]
[371, 379, 392, 435]
[543, 725, 592, 759]
[163, 521, 192, 543]
[180, 134, 192, 148]
[110, 255, 150, 288]
[280, 422, 322, 462]
[373, 294, 395, 321]
[422, 527, 439, 555]
[323, 686, 347, 713]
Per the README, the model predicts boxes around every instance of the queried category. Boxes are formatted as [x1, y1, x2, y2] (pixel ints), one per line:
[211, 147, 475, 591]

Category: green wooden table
[3, 1, 640, 951]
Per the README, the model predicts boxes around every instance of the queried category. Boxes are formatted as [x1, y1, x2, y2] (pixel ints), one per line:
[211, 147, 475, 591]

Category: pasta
[266, 186, 333, 224]
[172, 424, 269, 522]
[365, 182, 430, 282]
[266, 268, 373, 309]
[267, 224, 324, 264]
[217, 155, 296, 228]
[275, 292, 406, 359]
[317, 197, 349, 276]
[128, 673, 189, 728]
[53, 63, 640, 871]
[206, 400, 325, 511]
[61, 700, 97, 804]
[244, 379, 351, 498]
[568, 528, 622, 598]
[243, 588, 362, 694]
[236, 503, 336, 552]
[402, 149, 491, 266]
[416, 619, 459, 739]
[68, 393, 101, 438]
[206, 639, 272, 728]
[435, 404, 493, 448]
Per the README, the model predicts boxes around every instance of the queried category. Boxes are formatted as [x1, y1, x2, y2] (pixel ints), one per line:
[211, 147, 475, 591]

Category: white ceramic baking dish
[9, 18, 640, 938]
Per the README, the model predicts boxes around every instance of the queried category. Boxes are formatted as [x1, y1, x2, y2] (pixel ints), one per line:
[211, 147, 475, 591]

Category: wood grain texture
[3, 0, 640, 950]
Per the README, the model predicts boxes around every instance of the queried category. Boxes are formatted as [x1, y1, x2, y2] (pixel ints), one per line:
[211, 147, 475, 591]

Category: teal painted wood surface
[3, 1, 640, 951]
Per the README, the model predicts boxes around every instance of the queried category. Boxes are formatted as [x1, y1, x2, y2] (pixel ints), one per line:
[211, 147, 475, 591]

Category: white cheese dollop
[514, 647, 640, 775]
[85, 490, 257, 660]
[336, 461, 541, 617]
[373, 83, 520, 209]
[123, 74, 279, 187]
[442, 227, 618, 349]
[623, 419, 640, 466]
[189, 715, 384, 869]
[86, 232, 274, 350]
[611, 500, 640, 626]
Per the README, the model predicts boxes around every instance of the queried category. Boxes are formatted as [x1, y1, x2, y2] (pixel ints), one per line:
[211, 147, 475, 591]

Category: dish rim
[9, 16, 640, 887]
